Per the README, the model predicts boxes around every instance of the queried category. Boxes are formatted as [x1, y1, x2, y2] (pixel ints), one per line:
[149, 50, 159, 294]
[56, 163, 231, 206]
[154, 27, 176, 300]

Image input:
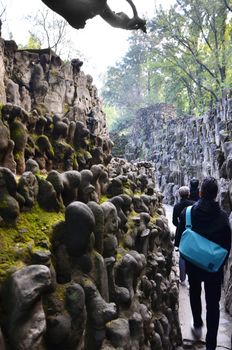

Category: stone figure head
[79, 169, 98, 203]
[73, 121, 89, 150]
[65, 201, 95, 257]
[17, 171, 39, 208]
[100, 202, 118, 235]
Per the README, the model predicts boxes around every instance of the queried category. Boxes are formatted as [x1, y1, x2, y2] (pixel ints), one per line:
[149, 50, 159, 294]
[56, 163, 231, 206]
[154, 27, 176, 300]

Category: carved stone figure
[79, 169, 98, 203]
[17, 171, 39, 208]
[87, 201, 104, 254]
[60, 170, 81, 206]
[81, 278, 117, 349]
[2, 265, 51, 350]
[0, 167, 20, 223]
[64, 201, 95, 258]
[37, 176, 61, 212]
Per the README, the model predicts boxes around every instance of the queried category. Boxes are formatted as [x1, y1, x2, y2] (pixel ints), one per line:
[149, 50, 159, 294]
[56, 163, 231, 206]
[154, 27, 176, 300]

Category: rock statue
[37, 176, 61, 212]
[81, 278, 117, 349]
[0, 167, 20, 223]
[79, 169, 98, 203]
[87, 201, 104, 254]
[2, 265, 51, 350]
[100, 201, 118, 258]
[64, 201, 95, 258]
[60, 170, 81, 206]
[17, 171, 39, 208]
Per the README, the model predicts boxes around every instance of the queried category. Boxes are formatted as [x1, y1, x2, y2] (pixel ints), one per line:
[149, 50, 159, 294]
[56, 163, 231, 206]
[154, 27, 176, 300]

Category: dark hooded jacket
[189, 179, 200, 201]
[173, 198, 195, 229]
[176, 199, 231, 282]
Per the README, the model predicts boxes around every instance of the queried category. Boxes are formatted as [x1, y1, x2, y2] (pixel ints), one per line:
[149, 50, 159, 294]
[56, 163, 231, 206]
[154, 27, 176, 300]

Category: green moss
[53, 283, 67, 302]
[0, 102, 4, 115]
[50, 68, 59, 77]
[122, 180, 137, 197]
[72, 153, 78, 170]
[0, 198, 8, 208]
[64, 103, 70, 114]
[36, 135, 54, 158]
[0, 204, 64, 283]
[36, 103, 48, 116]
[99, 195, 109, 204]
[76, 149, 92, 160]
[123, 187, 134, 197]
[150, 213, 160, 224]
[14, 151, 21, 161]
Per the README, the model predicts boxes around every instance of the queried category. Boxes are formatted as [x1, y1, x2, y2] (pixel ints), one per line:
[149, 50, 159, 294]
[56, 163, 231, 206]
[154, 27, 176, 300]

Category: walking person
[176, 177, 231, 350]
[172, 186, 194, 286]
[189, 177, 200, 201]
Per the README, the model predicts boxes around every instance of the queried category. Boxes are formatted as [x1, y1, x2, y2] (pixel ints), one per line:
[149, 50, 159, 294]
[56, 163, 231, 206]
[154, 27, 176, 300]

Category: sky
[1, 0, 173, 86]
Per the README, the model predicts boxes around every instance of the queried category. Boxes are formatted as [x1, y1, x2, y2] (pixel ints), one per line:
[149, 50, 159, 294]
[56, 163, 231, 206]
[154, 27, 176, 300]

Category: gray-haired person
[172, 186, 194, 285]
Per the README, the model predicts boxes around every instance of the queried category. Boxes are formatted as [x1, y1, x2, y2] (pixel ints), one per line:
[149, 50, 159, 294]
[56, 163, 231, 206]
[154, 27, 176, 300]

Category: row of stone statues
[0, 159, 182, 350]
[0, 102, 113, 176]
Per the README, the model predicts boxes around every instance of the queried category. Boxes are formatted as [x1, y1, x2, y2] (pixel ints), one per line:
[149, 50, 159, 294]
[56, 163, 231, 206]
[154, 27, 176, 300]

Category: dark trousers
[188, 275, 221, 350]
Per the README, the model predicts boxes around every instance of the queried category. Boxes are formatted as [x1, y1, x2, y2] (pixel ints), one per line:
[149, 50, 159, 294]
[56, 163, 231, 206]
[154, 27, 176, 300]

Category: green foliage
[18, 32, 41, 50]
[25, 8, 75, 58]
[101, 0, 232, 136]
[102, 104, 120, 130]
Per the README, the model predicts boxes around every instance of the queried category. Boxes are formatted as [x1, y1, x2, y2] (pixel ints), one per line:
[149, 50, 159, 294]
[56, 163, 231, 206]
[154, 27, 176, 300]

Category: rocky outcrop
[0, 38, 182, 349]
[126, 101, 232, 203]
[0, 39, 111, 175]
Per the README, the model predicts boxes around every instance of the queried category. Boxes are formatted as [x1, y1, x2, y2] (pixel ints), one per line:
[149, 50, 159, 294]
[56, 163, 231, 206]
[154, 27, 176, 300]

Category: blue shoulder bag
[179, 206, 228, 272]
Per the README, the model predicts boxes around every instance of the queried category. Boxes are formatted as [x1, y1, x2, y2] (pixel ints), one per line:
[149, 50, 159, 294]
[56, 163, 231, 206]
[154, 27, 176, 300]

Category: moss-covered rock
[0, 204, 64, 282]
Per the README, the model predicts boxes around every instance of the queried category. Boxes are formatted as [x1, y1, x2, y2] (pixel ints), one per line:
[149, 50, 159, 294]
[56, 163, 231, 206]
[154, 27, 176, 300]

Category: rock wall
[0, 39, 112, 175]
[0, 39, 182, 349]
[126, 101, 232, 205]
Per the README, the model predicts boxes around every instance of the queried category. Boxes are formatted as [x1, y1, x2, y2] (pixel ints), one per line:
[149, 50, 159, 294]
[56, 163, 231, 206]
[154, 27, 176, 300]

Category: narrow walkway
[164, 204, 232, 350]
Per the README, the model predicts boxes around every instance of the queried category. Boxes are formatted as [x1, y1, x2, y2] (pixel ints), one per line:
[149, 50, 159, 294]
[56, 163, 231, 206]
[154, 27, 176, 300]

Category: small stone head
[100, 202, 118, 235]
[65, 201, 95, 257]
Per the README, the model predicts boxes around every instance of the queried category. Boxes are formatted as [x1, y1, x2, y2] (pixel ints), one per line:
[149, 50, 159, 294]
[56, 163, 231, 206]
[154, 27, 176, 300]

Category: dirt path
[164, 204, 231, 350]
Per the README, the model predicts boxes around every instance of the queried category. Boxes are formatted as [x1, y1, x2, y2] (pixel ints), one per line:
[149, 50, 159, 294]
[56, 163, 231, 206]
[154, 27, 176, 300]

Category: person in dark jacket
[189, 177, 200, 201]
[173, 186, 194, 285]
[176, 177, 231, 350]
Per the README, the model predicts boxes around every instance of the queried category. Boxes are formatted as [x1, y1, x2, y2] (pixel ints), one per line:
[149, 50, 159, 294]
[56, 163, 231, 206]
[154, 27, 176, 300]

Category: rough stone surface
[0, 41, 183, 350]
[2, 265, 51, 350]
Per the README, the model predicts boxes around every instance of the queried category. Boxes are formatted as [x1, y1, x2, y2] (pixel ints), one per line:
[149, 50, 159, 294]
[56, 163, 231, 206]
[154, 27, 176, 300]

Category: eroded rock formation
[0, 40, 182, 349]
[0, 39, 112, 175]
[0, 160, 182, 350]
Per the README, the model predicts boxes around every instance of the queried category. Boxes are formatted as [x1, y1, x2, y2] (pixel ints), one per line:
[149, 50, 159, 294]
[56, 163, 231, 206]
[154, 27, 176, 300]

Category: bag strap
[185, 206, 193, 229]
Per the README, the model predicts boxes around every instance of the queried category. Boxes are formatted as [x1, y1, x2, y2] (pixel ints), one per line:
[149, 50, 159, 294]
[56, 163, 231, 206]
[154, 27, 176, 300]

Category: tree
[150, 0, 232, 106]
[101, 0, 232, 139]
[27, 9, 72, 57]
[18, 32, 41, 50]
[101, 31, 151, 112]
[223, 0, 232, 11]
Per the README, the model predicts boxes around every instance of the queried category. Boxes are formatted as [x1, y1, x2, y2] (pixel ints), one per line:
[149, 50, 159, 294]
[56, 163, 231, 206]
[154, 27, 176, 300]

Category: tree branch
[223, 0, 232, 12]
